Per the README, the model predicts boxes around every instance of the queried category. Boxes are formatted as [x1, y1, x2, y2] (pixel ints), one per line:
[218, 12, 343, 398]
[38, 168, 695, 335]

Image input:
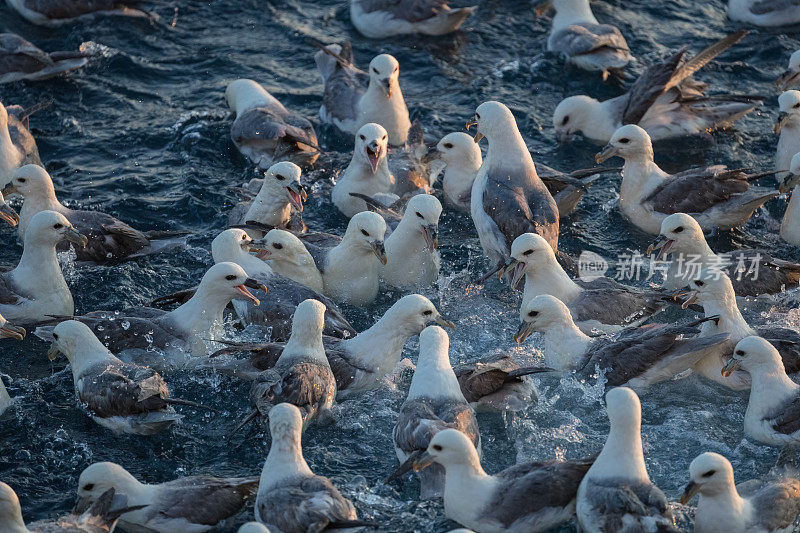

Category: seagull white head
[681, 452, 735, 503]
[368, 54, 400, 98]
[681, 271, 735, 309]
[650, 213, 705, 259]
[5, 164, 56, 200]
[385, 293, 455, 334]
[435, 132, 482, 170]
[515, 294, 574, 343]
[268, 402, 303, 446]
[0, 191, 18, 227]
[0, 482, 25, 531]
[506, 232, 557, 289]
[471, 101, 518, 143]
[253, 229, 310, 263]
[290, 299, 327, 340]
[354, 123, 389, 174]
[596, 124, 652, 163]
[196, 261, 265, 306]
[777, 50, 800, 91]
[417, 325, 449, 364]
[776, 90, 800, 134]
[260, 161, 305, 212]
[25, 209, 87, 249]
[76, 462, 140, 512]
[402, 194, 441, 252]
[47, 320, 110, 364]
[552, 95, 601, 143]
[413, 428, 480, 472]
[605, 386, 641, 429]
[721, 336, 783, 378]
[212, 228, 258, 263]
[344, 211, 388, 264]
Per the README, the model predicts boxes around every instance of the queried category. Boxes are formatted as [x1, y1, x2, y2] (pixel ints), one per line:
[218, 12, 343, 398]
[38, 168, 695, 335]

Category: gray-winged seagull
[0, 33, 88, 84]
[349, 0, 476, 38]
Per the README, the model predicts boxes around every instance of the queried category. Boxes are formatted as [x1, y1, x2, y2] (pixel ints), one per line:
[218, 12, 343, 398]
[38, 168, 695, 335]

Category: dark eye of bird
[432, 445, 442, 451]
[696, 280, 705, 287]
[674, 227, 684, 233]
[17, 178, 25, 183]
[416, 212, 424, 219]
[795, 103, 800, 108]
[361, 229, 369, 236]
[423, 310, 433, 316]
[529, 311, 538, 317]
[372, 67, 378, 74]
[562, 116, 569, 125]
[735, 350, 745, 356]
[444, 143, 452, 149]
[225, 274, 236, 280]
[619, 138, 630, 144]
[475, 113, 480, 120]
[702, 470, 715, 478]
[82, 483, 94, 491]
[523, 250, 533, 256]
[359, 134, 365, 141]
[53, 223, 63, 229]
[382, 135, 387, 140]
[275, 174, 285, 181]
[53, 333, 58, 340]
[273, 243, 283, 249]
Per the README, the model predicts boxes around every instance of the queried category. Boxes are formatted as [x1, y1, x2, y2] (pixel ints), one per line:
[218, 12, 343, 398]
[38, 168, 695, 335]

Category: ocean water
[1, 0, 799, 531]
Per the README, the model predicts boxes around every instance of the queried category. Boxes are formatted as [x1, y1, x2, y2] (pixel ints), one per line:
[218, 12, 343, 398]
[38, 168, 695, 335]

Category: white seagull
[728, 0, 800, 27]
[349, 0, 476, 38]
[254, 229, 325, 293]
[332, 123, 394, 218]
[382, 193, 441, 289]
[228, 161, 307, 235]
[777, 50, 800, 91]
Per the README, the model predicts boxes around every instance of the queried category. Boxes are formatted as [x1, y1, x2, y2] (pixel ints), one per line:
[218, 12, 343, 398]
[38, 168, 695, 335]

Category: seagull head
[0, 191, 18, 227]
[681, 452, 735, 504]
[197, 261, 265, 307]
[470, 101, 517, 144]
[413, 428, 478, 471]
[515, 294, 573, 343]
[368, 54, 400, 98]
[605, 386, 641, 430]
[777, 50, 800, 91]
[4, 164, 57, 202]
[25, 210, 87, 249]
[252, 229, 310, 266]
[781, 152, 800, 192]
[211, 228, 260, 264]
[775, 90, 800, 134]
[75, 462, 140, 514]
[596, 124, 651, 163]
[722, 336, 783, 378]
[345, 211, 388, 265]
[649, 213, 705, 260]
[47, 320, 110, 364]
[678, 271, 735, 309]
[355, 123, 388, 174]
[430, 131, 482, 172]
[0, 313, 24, 341]
[552, 95, 600, 143]
[504, 233, 556, 289]
[386, 294, 454, 335]
[403, 194, 441, 252]
[289, 299, 327, 341]
[261, 161, 306, 212]
[268, 402, 303, 447]
[0, 482, 25, 529]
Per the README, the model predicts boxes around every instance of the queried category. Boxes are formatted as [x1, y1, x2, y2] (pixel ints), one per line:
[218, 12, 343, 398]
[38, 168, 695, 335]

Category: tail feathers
[505, 366, 556, 381]
[668, 31, 748, 92]
[696, 102, 758, 130]
[310, 39, 354, 81]
[150, 288, 196, 308]
[164, 397, 217, 412]
[569, 166, 622, 180]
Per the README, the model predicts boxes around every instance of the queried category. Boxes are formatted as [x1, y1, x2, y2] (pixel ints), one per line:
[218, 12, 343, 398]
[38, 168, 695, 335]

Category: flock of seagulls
[3, 0, 800, 532]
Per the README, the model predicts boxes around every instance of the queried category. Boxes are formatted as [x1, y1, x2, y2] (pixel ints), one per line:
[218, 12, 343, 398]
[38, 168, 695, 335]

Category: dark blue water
[1, 1, 799, 531]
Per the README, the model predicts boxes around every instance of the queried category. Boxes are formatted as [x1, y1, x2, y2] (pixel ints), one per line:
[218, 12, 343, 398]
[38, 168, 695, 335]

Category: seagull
[469, 101, 559, 275]
[47, 320, 211, 435]
[255, 403, 365, 532]
[453, 356, 546, 412]
[0, 101, 41, 187]
[225, 79, 319, 169]
[7, 165, 189, 263]
[333, 123, 395, 217]
[211, 294, 455, 396]
[428, 132, 482, 211]
[313, 42, 411, 145]
[554, 31, 757, 144]
[0, 33, 89, 84]
[680, 272, 800, 390]
[6, 0, 152, 26]
[514, 294, 730, 388]
[595, 125, 778, 234]
[233, 299, 337, 434]
[503, 233, 674, 334]
[0, 210, 86, 325]
[534, 0, 632, 80]
[74, 461, 259, 533]
[728, 0, 800, 27]
[229, 161, 307, 235]
[779, 153, 800, 246]
[413, 428, 596, 533]
[349, 0, 476, 38]
[391, 326, 480, 499]
[721, 336, 800, 448]
[648, 213, 800, 296]
[777, 50, 800, 91]
[35, 262, 266, 356]
[0, 481, 137, 533]
[0, 191, 19, 226]
[681, 451, 800, 533]
[253, 229, 325, 293]
[381, 194, 441, 289]
[776, 90, 800, 181]
[576, 387, 679, 533]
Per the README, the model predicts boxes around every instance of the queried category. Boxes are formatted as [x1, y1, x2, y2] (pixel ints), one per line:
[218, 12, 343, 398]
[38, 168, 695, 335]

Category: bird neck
[523, 261, 581, 302]
[268, 255, 323, 293]
[543, 321, 591, 370]
[700, 295, 754, 339]
[262, 434, 313, 486]
[591, 419, 649, 482]
[68, 349, 116, 381]
[0, 122, 16, 176]
[3, 507, 26, 533]
[671, 236, 715, 258]
[343, 310, 416, 372]
[169, 287, 229, 335]
[12, 239, 68, 296]
[443, 166, 477, 204]
[20, 196, 63, 239]
[279, 326, 327, 365]
[442, 458, 493, 508]
[485, 130, 534, 170]
[244, 190, 291, 227]
[748, 363, 799, 405]
[386, 220, 426, 254]
[696, 486, 748, 530]
[408, 349, 464, 401]
[553, 0, 598, 28]
[782, 186, 800, 239]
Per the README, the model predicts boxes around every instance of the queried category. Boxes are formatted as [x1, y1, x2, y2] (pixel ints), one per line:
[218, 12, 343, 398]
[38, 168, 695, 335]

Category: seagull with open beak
[232, 161, 307, 237]
[776, 91, 800, 181]
[332, 123, 394, 218]
[0, 191, 18, 226]
[0, 313, 24, 341]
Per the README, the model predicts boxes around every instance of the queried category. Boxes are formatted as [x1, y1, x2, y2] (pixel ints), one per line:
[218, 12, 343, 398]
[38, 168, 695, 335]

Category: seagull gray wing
[231, 107, 318, 153]
[750, 0, 800, 15]
[251, 359, 336, 422]
[482, 163, 559, 252]
[325, 339, 370, 391]
[7, 113, 41, 166]
[358, 0, 449, 22]
[394, 398, 479, 456]
[571, 280, 669, 327]
[454, 357, 547, 404]
[18, 0, 138, 18]
[257, 475, 356, 532]
[62, 208, 151, 262]
[582, 478, 679, 532]
[319, 42, 368, 123]
[0, 272, 25, 305]
[297, 231, 342, 272]
[76, 313, 182, 353]
[644, 167, 751, 215]
[0, 33, 53, 73]
[149, 476, 260, 527]
[748, 478, 800, 531]
[484, 457, 594, 529]
[549, 23, 629, 58]
[76, 360, 169, 418]
[755, 327, 800, 375]
[762, 393, 800, 438]
[721, 250, 800, 297]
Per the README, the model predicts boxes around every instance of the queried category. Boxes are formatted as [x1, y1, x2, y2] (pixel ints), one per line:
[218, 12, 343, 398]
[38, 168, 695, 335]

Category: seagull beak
[514, 320, 537, 344]
[286, 183, 305, 212]
[422, 224, 438, 252]
[680, 481, 700, 505]
[47, 342, 61, 361]
[775, 112, 790, 134]
[721, 357, 742, 378]
[504, 259, 526, 290]
[533, 0, 553, 17]
[673, 289, 698, 309]
[777, 70, 800, 91]
[236, 279, 265, 306]
[0, 323, 25, 340]
[365, 143, 381, 174]
[0, 202, 19, 226]
[413, 451, 436, 471]
[65, 227, 89, 248]
[370, 240, 387, 265]
[780, 173, 800, 194]
[646, 235, 673, 261]
[249, 239, 271, 259]
[434, 313, 455, 330]
[382, 78, 392, 98]
[595, 144, 618, 164]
